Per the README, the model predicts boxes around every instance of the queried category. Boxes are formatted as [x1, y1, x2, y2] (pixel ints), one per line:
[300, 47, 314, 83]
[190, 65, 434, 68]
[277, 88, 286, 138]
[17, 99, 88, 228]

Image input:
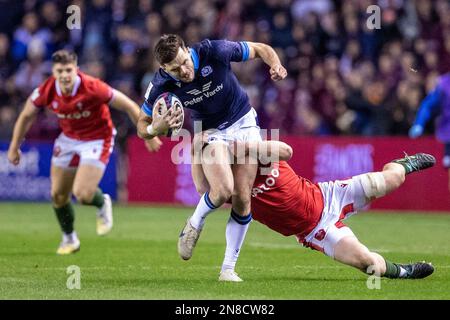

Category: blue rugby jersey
[413, 73, 450, 142]
[141, 39, 252, 130]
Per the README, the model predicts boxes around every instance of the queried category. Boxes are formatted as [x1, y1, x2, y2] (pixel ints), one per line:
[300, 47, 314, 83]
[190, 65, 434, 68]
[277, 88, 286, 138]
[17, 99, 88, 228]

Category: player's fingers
[160, 107, 170, 118]
[162, 109, 173, 121]
[175, 113, 183, 121]
[168, 118, 180, 126]
[167, 111, 180, 123]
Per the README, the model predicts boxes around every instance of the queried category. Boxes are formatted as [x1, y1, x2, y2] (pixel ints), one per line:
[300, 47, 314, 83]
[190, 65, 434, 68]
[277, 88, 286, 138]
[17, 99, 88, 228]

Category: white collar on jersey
[55, 75, 81, 97]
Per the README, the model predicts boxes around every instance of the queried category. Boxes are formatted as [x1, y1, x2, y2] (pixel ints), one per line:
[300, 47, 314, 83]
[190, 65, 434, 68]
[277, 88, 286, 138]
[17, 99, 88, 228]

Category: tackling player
[7, 50, 162, 255]
[137, 34, 287, 261]
[192, 136, 435, 281]
[409, 72, 450, 191]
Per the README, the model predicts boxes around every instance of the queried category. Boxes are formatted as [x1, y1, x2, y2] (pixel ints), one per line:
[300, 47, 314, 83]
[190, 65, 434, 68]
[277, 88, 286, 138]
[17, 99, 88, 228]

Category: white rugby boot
[177, 217, 202, 260]
[96, 194, 113, 236]
[56, 232, 80, 255]
[219, 269, 243, 282]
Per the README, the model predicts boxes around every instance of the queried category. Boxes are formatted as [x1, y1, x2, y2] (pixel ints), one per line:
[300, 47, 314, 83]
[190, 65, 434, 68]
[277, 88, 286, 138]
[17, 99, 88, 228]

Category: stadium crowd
[1, 0, 449, 143]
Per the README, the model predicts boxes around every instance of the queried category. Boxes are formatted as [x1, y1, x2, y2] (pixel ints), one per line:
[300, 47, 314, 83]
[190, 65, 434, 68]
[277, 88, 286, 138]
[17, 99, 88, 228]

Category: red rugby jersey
[251, 161, 324, 238]
[30, 71, 114, 140]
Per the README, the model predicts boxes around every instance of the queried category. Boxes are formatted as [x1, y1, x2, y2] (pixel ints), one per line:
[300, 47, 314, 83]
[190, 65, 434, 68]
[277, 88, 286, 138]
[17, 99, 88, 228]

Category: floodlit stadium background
[1, 0, 449, 208]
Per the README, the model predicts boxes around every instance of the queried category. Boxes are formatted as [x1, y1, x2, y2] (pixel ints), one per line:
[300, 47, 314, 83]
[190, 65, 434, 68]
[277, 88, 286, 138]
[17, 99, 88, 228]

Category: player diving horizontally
[409, 72, 450, 192]
[7, 50, 161, 255]
[192, 136, 435, 281]
[137, 34, 287, 271]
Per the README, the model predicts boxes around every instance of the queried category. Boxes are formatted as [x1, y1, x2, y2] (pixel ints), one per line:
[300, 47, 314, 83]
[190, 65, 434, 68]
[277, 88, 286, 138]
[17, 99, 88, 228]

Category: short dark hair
[154, 34, 186, 64]
[51, 50, 78, 65]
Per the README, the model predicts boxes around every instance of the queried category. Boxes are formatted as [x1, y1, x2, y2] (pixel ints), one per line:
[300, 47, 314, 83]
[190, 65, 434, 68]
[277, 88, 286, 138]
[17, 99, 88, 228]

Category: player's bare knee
[51, 192, 70, 207]
[210, 184, 233, 204]
[384, 170, 405, 190]
[383, 163, 405, 186]
[73, 188, 95, 204]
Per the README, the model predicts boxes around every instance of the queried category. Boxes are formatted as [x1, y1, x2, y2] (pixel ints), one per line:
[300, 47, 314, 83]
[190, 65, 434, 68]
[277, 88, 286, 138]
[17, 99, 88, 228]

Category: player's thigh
[72, 164, 105, 200]
[50, 165, 76, 205]
[202, 143, 234, 191]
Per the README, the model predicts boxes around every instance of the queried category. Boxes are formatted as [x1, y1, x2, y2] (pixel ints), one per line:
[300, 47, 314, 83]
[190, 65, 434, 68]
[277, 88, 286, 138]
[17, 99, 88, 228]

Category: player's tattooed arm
[246, 42, 287, 81]
[8, 98, 39, 165]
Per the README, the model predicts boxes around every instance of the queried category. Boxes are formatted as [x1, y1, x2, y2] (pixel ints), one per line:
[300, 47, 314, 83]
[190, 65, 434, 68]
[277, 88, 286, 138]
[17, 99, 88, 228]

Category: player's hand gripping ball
[154, 92, 184, 136]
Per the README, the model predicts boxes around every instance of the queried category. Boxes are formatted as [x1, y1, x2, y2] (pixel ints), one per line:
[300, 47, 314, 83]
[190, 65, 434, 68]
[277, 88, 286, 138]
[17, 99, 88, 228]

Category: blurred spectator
[11, 12, 53, 64]
[1, 0, 449, 142]
[13, 38, 52, 95]
[0, 106, 16, 140]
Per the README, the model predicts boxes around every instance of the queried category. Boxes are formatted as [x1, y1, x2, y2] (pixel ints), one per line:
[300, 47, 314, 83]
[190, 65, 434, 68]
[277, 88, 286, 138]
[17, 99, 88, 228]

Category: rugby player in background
[7, 50, 164, 255]
[410, 72, 450, 192]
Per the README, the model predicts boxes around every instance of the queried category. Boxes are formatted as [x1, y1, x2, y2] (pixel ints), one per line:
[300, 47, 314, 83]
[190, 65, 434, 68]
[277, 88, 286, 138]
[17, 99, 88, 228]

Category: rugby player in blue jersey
[409, 73, 450, 191]
[137, 34, 287, 267]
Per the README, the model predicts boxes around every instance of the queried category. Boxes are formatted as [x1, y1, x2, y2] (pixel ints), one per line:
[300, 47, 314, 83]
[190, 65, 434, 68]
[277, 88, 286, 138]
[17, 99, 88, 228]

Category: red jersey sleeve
[93, 78, 114, 104]
[30, 79, 53, 108]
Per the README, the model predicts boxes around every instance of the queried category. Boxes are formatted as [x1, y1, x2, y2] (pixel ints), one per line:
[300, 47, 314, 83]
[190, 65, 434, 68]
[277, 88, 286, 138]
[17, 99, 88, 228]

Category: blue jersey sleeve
[414, 87, 442, 127]
[141, 81, 163, 117]
[207, 40, 250, 63]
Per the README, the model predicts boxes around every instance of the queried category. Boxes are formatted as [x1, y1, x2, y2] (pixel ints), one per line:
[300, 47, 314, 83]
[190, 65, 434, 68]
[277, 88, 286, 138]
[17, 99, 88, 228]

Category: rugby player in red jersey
[7, 50, 171, 255]
[192, 135, 435, 281]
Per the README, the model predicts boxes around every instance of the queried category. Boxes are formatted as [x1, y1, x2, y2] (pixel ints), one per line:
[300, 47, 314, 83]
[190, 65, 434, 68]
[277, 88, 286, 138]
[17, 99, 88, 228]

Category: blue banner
[0, 141, 117, 201]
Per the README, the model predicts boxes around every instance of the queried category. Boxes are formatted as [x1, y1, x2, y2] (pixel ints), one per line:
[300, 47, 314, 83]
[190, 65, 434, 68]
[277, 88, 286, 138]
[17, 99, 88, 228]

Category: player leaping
[137, 34, 287, 262]
[192, 136, 435, 281]
[7, 50, 161, 255]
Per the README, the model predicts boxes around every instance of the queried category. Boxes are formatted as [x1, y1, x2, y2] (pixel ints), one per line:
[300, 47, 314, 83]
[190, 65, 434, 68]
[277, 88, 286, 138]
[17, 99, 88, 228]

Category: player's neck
[60, 84, 74, 96]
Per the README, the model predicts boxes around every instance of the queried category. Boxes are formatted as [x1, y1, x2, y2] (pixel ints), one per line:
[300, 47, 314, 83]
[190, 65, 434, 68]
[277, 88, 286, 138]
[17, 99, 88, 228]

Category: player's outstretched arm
[229, 140, 293, 163]
[409, 87, 441, 138]
[110, 89, 162, 151]
[109, 89, 141, 125]
[7, 98, 39, 165]
[246, 42, 287, 81]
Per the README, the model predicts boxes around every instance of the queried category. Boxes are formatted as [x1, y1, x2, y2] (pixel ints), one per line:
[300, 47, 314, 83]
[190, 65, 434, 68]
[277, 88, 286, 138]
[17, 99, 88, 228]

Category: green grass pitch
[0, 203, 449, 299]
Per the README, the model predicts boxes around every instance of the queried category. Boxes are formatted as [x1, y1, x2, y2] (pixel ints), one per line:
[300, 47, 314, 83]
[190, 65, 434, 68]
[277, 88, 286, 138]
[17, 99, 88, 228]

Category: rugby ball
[154, 92, 184, 136]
